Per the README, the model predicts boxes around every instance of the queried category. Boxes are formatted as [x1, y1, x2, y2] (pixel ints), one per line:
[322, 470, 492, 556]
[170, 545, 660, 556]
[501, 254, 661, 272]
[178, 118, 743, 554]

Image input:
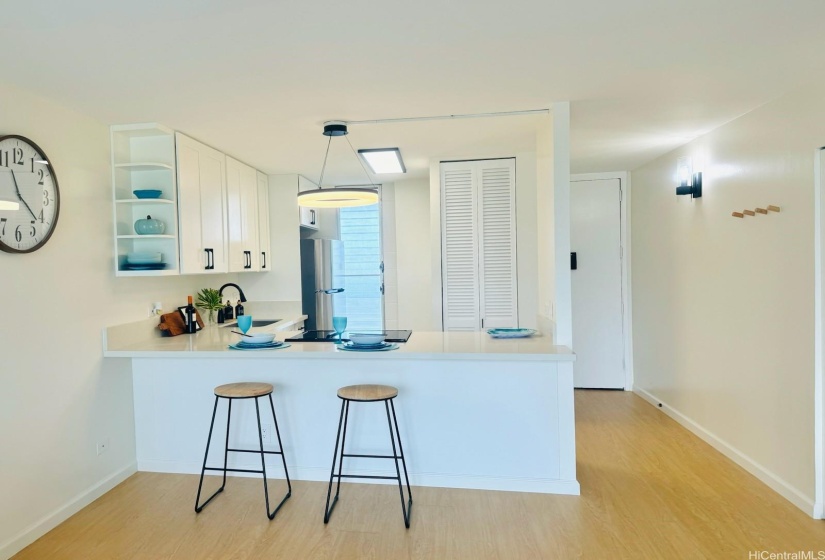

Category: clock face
[0, 135, 60, 253]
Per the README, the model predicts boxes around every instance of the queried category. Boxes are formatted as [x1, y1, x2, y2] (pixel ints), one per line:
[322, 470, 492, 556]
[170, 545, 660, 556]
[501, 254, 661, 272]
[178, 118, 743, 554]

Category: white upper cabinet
[298, 175, 320, 230]
[257, 171, 271, 271]
[113, 124, 269, 276]
[176, 132, 229, 274]
[441, 158, 518, 331]
[226, 156, 260, 272]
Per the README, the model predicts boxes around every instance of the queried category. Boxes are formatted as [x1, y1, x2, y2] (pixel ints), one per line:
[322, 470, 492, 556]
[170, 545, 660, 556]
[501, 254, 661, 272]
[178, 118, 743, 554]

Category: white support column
[553, 102, 573, 347]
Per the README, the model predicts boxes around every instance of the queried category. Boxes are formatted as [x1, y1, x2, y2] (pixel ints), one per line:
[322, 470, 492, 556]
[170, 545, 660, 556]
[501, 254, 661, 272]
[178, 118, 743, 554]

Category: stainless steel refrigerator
[300, 239, 346, 331]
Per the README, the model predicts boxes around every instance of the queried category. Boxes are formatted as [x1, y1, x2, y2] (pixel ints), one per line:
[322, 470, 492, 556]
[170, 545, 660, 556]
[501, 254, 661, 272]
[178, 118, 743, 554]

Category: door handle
[204, 248, 214, 270]
[310, 209, 316, 225]
[262, 251, 266, 269]
[244, 251, 251, 269]
[571, 252, 577, 271]
[380, 282, 385, 295]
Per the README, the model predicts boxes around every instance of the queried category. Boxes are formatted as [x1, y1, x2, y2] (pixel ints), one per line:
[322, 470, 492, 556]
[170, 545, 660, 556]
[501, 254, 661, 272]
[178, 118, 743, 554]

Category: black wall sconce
[675, 157, 702, 198]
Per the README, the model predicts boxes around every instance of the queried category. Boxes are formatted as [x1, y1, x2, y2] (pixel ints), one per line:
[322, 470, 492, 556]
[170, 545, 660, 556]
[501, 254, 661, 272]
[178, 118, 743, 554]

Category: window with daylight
[335, 201, 384, 331]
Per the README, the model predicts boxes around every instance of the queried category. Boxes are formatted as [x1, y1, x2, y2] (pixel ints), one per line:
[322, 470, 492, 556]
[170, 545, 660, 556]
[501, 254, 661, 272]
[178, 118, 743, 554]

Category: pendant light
[297, 121, 380, 208]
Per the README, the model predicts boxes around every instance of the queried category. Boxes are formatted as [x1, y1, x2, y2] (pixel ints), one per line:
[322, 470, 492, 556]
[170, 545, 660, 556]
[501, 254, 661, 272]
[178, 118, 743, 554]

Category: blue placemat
[228, 342, 291, 351]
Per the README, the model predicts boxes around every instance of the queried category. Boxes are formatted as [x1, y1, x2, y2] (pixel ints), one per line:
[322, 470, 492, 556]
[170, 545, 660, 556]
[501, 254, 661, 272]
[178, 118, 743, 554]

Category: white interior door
[571, 178, 625, 389]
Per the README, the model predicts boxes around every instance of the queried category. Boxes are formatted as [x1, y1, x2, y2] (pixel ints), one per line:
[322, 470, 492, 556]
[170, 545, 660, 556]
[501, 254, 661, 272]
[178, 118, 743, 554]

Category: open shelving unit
[111, 123, 180, 276]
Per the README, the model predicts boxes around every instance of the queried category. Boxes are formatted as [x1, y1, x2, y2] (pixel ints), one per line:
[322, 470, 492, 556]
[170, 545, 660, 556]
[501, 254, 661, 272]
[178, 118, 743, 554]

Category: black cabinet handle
[310, 209, 316, 225]
[204, 248, 214, 270]
[262, 251, 266, 269]
[243, 250, 251, 269]
[571, 252, 577, 271]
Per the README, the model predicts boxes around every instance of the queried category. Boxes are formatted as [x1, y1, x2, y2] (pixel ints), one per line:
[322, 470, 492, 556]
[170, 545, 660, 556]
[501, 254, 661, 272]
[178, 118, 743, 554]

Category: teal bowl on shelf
[133, 189, 163, 199]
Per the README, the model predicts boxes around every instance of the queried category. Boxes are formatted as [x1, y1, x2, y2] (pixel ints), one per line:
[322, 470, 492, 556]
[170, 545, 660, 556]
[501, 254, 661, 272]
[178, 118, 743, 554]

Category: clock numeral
[15, 226, 22, 243]
[29, 225, 36, 237]
[37, 209, 44, 224]
[38, 169, 45, 185]
[0, 150, 7, 167]
[13, 147, 24, 165]
[43, 190, 50, 207]
[0, 218, 6, 236]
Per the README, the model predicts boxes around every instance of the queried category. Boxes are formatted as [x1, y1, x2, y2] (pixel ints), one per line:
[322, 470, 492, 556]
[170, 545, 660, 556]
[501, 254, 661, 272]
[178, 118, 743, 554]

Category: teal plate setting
[337, 341, 399, 352]
[487, 328, 538, 339]
[228, 341, 291, 351]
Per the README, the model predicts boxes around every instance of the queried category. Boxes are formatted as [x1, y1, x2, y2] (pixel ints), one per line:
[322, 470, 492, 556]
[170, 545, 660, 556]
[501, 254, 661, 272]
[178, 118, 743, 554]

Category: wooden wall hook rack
[768, 205, 781, 212]
[755, 208, 768, 214]
[743, 210, 755, 216]
[732, 212, 744, 218]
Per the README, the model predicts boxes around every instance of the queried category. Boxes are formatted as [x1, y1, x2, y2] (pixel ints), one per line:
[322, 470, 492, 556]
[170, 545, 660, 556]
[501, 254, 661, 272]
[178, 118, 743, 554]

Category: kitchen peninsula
[104, 322, 579, 496]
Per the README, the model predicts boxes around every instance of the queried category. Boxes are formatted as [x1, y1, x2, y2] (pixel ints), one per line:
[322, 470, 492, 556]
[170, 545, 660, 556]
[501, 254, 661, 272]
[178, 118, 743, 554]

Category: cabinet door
[477, 158, 518, 328]
[440, 158, 517, 330]
[257, 171, 272, 271]
[176, 133, 228, 274]
[440, 163, 480, 330]
[298, 176, 320, 230]
[226, 157, 259, 272]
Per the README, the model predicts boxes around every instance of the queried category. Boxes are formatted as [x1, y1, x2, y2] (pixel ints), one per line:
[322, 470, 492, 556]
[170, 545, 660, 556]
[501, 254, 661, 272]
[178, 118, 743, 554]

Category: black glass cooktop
[285, 330, 412, 343]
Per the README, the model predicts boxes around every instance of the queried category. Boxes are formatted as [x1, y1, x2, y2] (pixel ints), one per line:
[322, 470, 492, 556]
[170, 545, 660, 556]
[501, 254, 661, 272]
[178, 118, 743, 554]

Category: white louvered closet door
[441, 159, 518, 331]
[478, 159, 518, 328]
[441, 164, 480, 330]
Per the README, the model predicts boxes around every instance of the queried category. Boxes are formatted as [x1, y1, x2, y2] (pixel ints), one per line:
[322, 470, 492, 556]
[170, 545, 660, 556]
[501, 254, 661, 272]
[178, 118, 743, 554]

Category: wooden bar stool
[323, 384, 413, 528]
[195, 382, 291, 520]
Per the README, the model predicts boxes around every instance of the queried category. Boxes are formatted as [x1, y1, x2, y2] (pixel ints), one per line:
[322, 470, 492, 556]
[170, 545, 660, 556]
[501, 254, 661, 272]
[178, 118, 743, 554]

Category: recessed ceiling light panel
[358, 148, 406, 174]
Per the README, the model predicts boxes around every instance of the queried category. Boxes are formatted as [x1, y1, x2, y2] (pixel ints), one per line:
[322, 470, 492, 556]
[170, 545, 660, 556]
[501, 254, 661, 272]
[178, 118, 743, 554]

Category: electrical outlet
[260, 424, 273, 444]
[96, 438, 110, 456]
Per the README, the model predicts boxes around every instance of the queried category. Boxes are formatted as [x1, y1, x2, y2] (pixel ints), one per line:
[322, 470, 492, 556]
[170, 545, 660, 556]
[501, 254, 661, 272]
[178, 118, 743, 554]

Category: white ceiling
[2, 0, 824, 181]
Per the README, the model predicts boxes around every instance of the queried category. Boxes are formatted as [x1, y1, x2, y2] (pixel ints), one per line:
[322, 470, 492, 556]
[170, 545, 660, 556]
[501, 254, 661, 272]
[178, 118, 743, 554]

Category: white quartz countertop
[103, 325, 574, 362]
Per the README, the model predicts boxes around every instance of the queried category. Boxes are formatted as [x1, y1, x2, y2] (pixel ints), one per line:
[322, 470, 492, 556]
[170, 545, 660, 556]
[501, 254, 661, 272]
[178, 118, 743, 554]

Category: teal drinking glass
[332, 316, 347, 339]
[237, 315, 252, 334]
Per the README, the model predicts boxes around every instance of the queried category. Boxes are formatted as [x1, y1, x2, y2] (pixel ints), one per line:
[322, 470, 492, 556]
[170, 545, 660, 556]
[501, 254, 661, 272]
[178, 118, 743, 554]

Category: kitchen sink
[222, 319, 281, 328]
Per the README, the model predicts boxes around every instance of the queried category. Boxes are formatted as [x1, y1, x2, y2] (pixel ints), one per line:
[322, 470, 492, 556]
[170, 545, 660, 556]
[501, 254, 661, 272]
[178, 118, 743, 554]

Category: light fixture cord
[317, 135, 333, 188]
[345, 134, 378, 188]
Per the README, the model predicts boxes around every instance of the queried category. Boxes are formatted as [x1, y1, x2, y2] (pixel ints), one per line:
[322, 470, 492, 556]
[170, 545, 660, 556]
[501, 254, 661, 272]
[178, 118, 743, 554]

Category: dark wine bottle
[224, 300, 234, 321]
[185, 295, 197, 334]
[235, 300, 244, 317]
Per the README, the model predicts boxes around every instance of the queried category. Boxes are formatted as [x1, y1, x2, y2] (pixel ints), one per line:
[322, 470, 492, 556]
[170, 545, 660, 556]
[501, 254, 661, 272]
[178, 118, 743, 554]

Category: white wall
[536, 115, 555, 334]
[0, 84, 239, 558]
[244, 174, 302, 302]
[631, 83, 824, 514]
[393, 179, 433, 331]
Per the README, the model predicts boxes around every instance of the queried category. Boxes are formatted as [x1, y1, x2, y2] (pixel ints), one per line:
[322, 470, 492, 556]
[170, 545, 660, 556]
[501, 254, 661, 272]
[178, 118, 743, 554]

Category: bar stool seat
[337, 384, 398, 401]
[324, 384, 413, 528]
[215, 382, 273, 398]
[195, 381, 291, 520]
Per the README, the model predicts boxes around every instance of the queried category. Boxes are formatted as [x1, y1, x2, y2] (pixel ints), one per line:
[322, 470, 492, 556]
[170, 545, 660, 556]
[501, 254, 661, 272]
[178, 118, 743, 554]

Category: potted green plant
[196, 288, 224, 324]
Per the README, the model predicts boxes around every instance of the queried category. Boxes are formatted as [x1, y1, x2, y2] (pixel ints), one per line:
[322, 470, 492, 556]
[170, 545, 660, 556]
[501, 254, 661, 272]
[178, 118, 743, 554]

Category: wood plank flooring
[13, 391, 825, 559]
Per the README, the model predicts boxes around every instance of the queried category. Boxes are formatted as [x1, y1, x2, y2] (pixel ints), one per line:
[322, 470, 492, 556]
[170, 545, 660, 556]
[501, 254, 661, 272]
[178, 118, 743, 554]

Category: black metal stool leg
[195, 396, 224, 513]
[385, 399, 412, 528]
[268, 394, 292, 496]
[255, 396, 280, 520]
[324, 399, 347, 523]
[254, 393, 291, 519]
[335, 400, 350, 498]
[390, 399, 413, 502]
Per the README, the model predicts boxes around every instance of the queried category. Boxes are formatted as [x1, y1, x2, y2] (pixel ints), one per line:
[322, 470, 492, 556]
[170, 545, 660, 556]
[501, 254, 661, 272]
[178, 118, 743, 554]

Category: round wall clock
[0, 135, 60, 253]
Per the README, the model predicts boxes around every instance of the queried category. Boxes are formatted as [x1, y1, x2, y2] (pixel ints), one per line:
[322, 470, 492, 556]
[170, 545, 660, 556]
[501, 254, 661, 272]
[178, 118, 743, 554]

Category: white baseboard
[634, 387, 817, 517]
[0, 463, 137, 560]
[138, 460, 580, 496]
[814, 502, 824, 519]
